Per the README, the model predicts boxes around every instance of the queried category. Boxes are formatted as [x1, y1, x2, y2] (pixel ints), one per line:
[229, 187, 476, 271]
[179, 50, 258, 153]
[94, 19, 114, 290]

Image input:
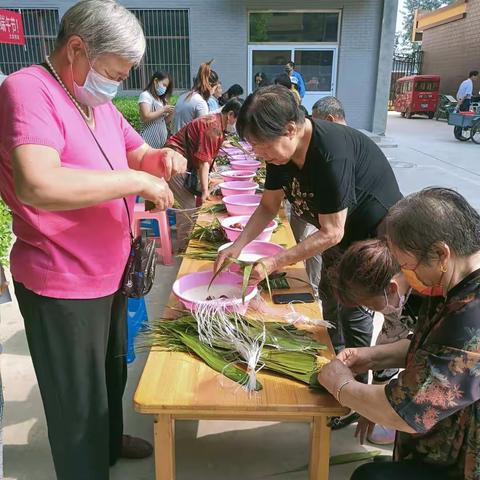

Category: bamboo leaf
[329, 450, 382, 465]
[242, 263, 254, 304]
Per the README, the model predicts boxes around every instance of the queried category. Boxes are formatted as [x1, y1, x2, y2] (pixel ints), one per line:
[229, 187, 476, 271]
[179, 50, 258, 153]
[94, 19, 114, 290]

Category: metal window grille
[125, 9, 190, 92]
[0, 8, 59, 75]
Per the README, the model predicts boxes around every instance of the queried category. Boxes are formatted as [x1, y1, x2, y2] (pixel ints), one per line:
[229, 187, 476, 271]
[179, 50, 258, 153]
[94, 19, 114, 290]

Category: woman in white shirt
[138, 71, 174, 148]
[173, 61, 220, 133]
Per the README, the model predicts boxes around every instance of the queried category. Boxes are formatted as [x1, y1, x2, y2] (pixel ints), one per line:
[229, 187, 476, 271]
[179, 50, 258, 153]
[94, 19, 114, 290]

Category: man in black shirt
[214, 85, 403, 391]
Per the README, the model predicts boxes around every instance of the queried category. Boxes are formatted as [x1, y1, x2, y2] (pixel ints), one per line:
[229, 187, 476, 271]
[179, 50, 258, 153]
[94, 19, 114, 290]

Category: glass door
[293, 48, 337, 113]
[248, 46, 291, 92]
[248, 45, 338, 113]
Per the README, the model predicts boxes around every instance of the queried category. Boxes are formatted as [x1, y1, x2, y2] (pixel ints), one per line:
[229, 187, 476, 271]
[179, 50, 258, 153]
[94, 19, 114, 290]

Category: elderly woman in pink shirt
[0, 1, 186, 478]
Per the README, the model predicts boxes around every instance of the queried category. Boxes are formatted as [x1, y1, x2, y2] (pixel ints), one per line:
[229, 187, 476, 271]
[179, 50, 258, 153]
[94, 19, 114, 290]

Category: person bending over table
[318, 188, 480, 480]
[164, 98, 243, 250]
[215, 85, 402, 383]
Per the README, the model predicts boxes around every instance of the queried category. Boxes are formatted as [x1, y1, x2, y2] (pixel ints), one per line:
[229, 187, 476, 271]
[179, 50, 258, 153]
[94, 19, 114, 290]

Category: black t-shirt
[265, 119, 403, 248]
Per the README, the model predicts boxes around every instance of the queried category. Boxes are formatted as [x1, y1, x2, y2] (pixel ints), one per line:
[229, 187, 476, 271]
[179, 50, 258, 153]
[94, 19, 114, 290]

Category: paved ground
[2, 112, 480, 480]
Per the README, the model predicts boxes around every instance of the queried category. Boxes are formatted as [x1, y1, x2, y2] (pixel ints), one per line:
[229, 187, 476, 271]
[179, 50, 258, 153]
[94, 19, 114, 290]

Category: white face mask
[73, 54, 121, 107]
[382, 288, 409, 316]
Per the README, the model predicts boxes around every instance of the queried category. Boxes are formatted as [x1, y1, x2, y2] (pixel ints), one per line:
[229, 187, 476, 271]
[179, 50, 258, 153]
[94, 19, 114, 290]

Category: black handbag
[86, 128, 157, 298]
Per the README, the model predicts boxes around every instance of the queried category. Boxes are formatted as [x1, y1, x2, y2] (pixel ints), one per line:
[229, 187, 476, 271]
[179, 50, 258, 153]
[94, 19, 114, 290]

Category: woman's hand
[248, 255, 279, 285]
[355, 417, 375, 445]
[317, 359, 355, 398]
[139, 172, 174, 211]
[337, 347, 375, 375]
[160, 148, 187, 179]
[163, 105, 175, 116]
[214, 243, 243, 274]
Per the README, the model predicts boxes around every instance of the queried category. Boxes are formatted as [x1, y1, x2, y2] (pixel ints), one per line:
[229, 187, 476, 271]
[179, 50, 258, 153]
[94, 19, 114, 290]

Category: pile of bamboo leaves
[188, 218, 227, 246]
[140, 311, 329, 391]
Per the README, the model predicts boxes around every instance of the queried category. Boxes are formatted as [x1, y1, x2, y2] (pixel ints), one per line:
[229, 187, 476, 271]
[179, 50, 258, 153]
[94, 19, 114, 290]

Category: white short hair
[57, 0, 145, 65]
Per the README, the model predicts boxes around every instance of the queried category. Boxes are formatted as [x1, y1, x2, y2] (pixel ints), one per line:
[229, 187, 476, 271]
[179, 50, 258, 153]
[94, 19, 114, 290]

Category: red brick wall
[421, 0, 480, 95]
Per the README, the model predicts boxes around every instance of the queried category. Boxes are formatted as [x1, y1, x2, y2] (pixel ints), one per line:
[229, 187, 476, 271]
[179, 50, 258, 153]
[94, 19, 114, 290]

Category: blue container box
[126, 297, 149, 363]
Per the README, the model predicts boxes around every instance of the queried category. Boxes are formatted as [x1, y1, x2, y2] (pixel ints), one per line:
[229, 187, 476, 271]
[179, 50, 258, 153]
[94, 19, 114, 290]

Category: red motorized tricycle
[394, 75, 441, 119]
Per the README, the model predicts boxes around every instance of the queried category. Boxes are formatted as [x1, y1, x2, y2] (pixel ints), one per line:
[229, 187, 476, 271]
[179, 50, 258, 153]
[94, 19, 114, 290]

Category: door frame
[247, 44, 339, 98]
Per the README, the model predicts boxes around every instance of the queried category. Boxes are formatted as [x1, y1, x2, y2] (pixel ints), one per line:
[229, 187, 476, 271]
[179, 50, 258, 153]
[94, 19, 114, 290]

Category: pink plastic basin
[221, 147, 244, 156]
[228, 152, 256, 162]
[220, 215, 277, 242]
[223, 194, 262, 216]
[230, 160, 261, 172]
[218, 241, 284, 271]
[219, 181, 258, 197]
[220, 170, 256, 182]
[172, 270, 257, 314]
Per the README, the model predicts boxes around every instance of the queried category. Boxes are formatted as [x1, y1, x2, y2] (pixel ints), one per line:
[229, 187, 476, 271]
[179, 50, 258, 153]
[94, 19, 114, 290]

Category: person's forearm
[15, 167, 144, 211]
[369, 339, 411, 370]
[340, 382, 416, 433]
[199, 162, 209, 197]
[130, 145, 168, 178]
[273, 228, 341, 270]
[234, 203, 277, 249]
[140, 106, 169, 123]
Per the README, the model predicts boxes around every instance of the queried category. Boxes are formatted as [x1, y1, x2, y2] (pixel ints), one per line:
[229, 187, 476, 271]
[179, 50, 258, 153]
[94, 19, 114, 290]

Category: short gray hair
[312, 96, 345, 120]
[56, 0, 145, 64]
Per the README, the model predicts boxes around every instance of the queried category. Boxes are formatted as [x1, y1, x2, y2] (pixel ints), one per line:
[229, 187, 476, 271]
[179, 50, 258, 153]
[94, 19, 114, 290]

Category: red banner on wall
[0, 9, 25, 45]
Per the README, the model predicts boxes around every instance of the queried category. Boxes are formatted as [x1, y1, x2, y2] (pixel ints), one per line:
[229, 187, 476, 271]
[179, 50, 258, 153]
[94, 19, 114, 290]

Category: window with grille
[0, 8, 59, 75]
[125, 9, 190, 92]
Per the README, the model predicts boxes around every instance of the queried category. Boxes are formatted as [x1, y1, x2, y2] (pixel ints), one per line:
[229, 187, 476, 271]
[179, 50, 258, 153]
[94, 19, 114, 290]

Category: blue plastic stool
[126, 297, 149, 364]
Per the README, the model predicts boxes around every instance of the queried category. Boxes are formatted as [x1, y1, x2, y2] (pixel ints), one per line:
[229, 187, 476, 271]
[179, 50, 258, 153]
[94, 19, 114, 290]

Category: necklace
[45, 55, 93, 123]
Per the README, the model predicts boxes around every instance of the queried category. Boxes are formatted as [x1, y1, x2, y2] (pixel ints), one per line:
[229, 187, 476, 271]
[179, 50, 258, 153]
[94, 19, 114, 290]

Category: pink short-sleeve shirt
[0, 66, 145, 299]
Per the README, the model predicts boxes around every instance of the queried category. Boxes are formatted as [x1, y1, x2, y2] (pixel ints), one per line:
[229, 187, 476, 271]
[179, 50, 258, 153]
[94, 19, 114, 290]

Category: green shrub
[113, 96, 142, 132]
[113, 94, 179, 132]
[0, 200, 12, 266]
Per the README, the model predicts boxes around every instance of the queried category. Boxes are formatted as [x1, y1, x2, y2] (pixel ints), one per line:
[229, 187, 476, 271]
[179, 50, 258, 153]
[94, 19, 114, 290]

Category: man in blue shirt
[456, 70, 478, 112]
[285, 61, 306, 99]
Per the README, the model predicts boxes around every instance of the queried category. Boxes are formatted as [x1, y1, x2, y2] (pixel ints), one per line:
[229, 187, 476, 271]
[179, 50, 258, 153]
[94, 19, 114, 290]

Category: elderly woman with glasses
[0, 1, 187, 478]
[318, 188, 480, 480]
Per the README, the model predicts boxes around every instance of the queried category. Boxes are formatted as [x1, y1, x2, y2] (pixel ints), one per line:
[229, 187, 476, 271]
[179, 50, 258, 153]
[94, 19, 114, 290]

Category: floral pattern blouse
[385, 268, 480, 479]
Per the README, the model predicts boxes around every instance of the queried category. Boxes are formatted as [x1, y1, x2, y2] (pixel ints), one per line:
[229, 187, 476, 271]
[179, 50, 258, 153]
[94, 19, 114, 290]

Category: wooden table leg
[154, 414, 175, 480]
[309, 416, 330, 480]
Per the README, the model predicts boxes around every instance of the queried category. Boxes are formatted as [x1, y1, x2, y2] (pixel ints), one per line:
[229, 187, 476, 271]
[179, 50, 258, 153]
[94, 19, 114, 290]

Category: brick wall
[421, 0, 480, 95]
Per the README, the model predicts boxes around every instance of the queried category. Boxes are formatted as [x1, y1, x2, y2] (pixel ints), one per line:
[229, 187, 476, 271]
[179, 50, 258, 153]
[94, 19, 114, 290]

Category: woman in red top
[165, 98, 243, 249]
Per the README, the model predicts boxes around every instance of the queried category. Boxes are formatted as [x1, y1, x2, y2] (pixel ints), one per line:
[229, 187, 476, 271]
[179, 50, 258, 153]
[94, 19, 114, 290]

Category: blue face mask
[73, 50, 120, 107]
[156, 84, 167, 96]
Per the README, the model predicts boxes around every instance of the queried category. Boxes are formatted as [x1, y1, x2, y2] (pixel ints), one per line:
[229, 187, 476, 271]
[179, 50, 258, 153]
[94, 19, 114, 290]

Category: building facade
[414, 0, 480, 95]
[0, 0, 397, 133]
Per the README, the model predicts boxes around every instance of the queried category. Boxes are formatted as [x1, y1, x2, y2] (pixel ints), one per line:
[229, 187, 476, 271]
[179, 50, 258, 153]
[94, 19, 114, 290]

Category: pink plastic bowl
[221, 147, 244, 156]
[223, 194, 262, 216]
[219, 181, 258, 197]
[228, 152, 256, 162]
[220, 215, 277, 242]
[172, 270, 257, 314]
[220, 170, 256, 182]
[230, 160, 261, 172]
[218, 241, 284, 271]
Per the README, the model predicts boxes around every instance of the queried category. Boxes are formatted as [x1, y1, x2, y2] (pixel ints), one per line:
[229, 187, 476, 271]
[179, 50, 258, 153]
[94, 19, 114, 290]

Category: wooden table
[134, 208, 348, 480]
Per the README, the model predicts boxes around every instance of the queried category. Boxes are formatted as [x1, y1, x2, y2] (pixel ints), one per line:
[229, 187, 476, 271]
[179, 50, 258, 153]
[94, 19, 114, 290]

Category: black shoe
[329, 412, 360, 430]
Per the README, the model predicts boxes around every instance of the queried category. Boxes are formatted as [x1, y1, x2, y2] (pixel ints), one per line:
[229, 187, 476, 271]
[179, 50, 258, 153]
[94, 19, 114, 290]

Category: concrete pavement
[3, 112, 480, 479]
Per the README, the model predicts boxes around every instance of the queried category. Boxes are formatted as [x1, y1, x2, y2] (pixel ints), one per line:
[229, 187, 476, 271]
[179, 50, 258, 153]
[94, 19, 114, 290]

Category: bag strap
[85, 128, 134, 241]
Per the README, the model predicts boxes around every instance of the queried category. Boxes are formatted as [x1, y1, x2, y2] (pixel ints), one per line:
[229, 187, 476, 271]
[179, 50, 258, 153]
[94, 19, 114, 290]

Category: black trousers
[14, 282, 128, 480]
[351, 460, 451, 480]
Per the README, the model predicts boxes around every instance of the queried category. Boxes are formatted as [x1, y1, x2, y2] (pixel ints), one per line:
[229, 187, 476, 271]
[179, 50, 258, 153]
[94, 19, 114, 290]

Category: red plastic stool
[133, 203, 173, 266]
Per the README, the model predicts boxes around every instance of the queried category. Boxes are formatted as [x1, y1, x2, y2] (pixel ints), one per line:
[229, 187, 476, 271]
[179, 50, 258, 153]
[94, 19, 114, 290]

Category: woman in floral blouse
[318, 187, 480, 480]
